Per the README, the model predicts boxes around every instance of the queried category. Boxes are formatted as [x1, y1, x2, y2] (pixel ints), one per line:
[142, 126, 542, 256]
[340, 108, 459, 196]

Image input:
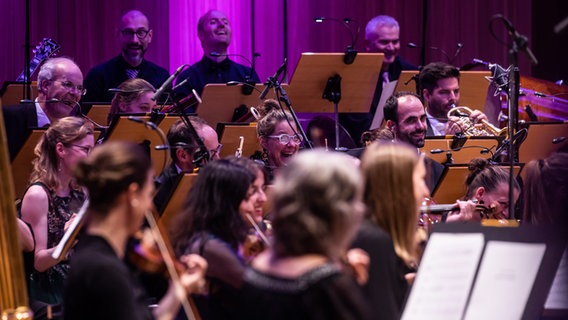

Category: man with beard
[82, 10, 169, 103]
[339, 15, 418, 146]
[383, 91, 443, 192]
[418, 62, 488, 136]
[173, 10, 260, 110]
[2, 57, 85, 159]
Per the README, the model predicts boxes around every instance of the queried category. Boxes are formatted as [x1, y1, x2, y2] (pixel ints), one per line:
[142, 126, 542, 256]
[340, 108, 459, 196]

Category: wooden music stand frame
[518, 121, 568, 164]
[159, 173, 199, 230]
[216, 122, 260, 159]
[395, 70, 492, 112]
[421, 136, 502, 165]
[197, 83, 285, 130]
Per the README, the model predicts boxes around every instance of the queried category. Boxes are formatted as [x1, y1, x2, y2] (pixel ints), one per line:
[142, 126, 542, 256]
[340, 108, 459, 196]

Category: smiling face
[389, 95, 427, 148]
[365, 25, 400, 71]
[118, 10, 152, 66]
[40, 60, 84, 120]
[198, 10, 231, 50]
[261, 121, 300, 168]
[239, 170, 267, 225]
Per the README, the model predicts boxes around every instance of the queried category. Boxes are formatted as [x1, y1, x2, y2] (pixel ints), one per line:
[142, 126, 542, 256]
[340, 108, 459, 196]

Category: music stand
[104, 114, 169, 175]
[402, 223, 567, 320]
[0, 82, 38, 105]
[518, 121, 568, 164]
[216, 122, 260, 158]
[431, 164, 521, 204]
[286, 53, 383, 149]
[422, 136, 502, 164]
[159, 173, 198, 230]
[82, 103, 111, 127]
[197, 83, 285, 130]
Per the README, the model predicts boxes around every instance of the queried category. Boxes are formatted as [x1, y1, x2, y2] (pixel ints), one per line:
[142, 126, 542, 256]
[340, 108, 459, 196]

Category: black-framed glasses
[55, 80, 86, 96]
[69, 144, 93, 154]
[268, 134, 303, 145]
[120, 28, 150, 39]
[209, 144, 223, 159]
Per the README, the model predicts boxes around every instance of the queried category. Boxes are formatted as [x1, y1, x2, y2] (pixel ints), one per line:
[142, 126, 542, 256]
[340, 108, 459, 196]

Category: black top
[339, 56, 418, 146]
[174, 55, 261, 112]
[63, 234, 154, 320]
[238, 262, 372, 320]
[153, 162, 181, 214]
[351, 220, 410, 320]
[82, 55, 169, 103]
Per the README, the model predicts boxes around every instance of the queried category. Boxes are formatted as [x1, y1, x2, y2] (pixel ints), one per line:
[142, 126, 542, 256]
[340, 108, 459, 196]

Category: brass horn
[447, 106, 507, 137]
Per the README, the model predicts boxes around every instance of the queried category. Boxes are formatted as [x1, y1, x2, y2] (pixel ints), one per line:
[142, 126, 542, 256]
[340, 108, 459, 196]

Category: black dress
[63, 234, 154, 320]
[238, 262, 372, 320]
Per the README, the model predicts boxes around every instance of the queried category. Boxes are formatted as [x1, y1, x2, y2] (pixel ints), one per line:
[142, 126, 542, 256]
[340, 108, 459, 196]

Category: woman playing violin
[63, 141, 206, 320]
[169, 159, 255, 320]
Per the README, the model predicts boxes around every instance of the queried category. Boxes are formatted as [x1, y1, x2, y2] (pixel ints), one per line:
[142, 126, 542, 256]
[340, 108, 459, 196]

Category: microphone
[491, 128, 528, 161]
[407, 42, 451, 64]
[260, 59, 287, 100]
[552, 137, 566, 144]
[47, 98, 107, 129]
[210, 51, 261, 95]
[314, 17, 360, 64]
[152, 64, 187, 101]
[494, 14, 538, 65]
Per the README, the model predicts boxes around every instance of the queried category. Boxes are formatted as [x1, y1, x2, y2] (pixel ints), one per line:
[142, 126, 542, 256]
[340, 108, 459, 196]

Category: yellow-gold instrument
[448, 106, 507, 137]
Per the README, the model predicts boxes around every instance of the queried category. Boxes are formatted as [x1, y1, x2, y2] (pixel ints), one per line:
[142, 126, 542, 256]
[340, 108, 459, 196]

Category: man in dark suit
[383, 91, 444, 192]
[339, 15, 418, 145]
[2, 57, 84, 160]
[82, 10, 169, 103]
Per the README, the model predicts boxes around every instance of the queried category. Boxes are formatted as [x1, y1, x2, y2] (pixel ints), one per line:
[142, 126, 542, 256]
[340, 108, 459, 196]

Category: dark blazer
[2, 103, 38, 160]
[425, 156, 445, 193]
[153, 162, 181, 214]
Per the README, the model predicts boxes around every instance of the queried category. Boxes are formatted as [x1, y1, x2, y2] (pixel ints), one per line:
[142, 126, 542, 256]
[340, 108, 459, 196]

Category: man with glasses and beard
[82, 10, 169, 103]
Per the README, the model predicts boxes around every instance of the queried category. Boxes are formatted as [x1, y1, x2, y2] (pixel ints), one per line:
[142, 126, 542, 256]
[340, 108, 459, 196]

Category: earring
[261, 149, 269, 164]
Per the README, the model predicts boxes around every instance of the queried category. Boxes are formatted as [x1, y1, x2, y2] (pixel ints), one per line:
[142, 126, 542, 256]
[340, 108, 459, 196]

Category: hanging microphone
[260, 59, 287, 100]
[407, 42, 451, 63]
[47, 98, 107, 129]
[552, 137, 566, 144]
[210, 51, 261, 95]
[314, 17, 360, 64]
[493, 14, 538, 65]
[152, 64, 187, 101]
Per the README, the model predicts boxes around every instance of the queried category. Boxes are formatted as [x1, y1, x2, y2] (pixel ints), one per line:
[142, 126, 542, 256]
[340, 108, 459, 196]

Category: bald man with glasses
[82, 10, 169, 103]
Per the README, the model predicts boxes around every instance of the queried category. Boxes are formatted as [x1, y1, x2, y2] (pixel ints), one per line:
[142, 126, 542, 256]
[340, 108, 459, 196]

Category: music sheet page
[464, 241, 546, 320]
[402, 233, 485, 320]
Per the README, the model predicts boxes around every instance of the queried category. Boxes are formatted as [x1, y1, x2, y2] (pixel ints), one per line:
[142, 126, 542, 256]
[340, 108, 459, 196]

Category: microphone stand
[263, 70, 313, 150]
[170, 100, 210, 168]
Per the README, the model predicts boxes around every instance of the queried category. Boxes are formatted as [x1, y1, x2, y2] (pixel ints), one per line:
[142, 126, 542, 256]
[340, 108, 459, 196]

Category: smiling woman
[255, 99, 302, 181]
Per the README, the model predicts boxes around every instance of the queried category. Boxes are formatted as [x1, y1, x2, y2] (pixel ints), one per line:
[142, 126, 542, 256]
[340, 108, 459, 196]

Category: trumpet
[448, 106, 507, 137]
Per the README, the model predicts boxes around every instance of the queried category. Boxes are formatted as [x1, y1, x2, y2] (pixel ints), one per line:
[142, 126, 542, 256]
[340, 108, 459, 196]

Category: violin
[241, 214, 271, 264]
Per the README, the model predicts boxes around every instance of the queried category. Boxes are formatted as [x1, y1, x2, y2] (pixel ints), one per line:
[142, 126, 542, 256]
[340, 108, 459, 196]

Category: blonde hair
[361, 142, 420, 266]
[30, 116, 94, 190]
[109, 78, 156, 124]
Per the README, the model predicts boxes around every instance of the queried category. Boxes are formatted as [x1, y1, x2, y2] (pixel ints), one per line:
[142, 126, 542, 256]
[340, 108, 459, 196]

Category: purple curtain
[0, 0, 543, 88]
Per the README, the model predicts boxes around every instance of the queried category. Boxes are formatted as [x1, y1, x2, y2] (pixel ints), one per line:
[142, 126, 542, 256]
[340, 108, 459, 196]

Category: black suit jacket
[424, 156, 445, 193]
[2, 103, 38, 160]
[153, 162, 182, 214]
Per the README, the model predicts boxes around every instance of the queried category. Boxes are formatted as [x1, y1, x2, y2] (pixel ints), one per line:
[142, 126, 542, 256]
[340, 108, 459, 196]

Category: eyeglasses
[268, 134, 303, 145]
[209, 144, 223, 159]
[55, 80, 86, 96]
[120, 28, 150, 39]
[69, 144, 93, 154]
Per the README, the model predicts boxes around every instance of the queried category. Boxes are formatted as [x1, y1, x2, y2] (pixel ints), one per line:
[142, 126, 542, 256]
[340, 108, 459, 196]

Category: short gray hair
[37, 57, 79, 84]
[365, 15, 399, 40]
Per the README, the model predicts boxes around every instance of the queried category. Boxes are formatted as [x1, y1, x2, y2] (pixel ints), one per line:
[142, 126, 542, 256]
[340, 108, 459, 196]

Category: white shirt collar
[35, 98, 50, 128]
[425, 109, 446, 136]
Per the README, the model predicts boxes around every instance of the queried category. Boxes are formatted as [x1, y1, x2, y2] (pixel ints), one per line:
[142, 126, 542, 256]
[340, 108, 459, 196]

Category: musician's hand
[64, 213, 77, 233]
[445, 200, 482, 222]
[469, 109, 488, 124]
[179, 254, 208, 294]
[345, 248, 370, 285]
[445, 116, 464, 135]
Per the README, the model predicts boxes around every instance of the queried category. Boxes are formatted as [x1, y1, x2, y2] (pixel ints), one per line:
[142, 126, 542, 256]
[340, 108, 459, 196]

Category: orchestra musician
[107, 78, 158, 125]
[64, 141, 207, 320]
[2, 57, 85, 160]
[169, 159, 255, 320]
[19, 117, 93, 310]
[418, 62, 490, 136]
[239, 150, 371, 320]
[253, 99, 303, 182]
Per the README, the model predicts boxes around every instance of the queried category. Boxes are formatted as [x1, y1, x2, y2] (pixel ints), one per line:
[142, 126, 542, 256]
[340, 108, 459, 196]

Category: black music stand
[286, 53, 383, 150]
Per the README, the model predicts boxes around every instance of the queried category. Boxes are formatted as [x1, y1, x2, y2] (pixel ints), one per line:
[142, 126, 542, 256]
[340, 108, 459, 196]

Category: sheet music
[464, 241, 546, 320]
[370, 80, 398, 129]
[401, 233, 485, 320]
